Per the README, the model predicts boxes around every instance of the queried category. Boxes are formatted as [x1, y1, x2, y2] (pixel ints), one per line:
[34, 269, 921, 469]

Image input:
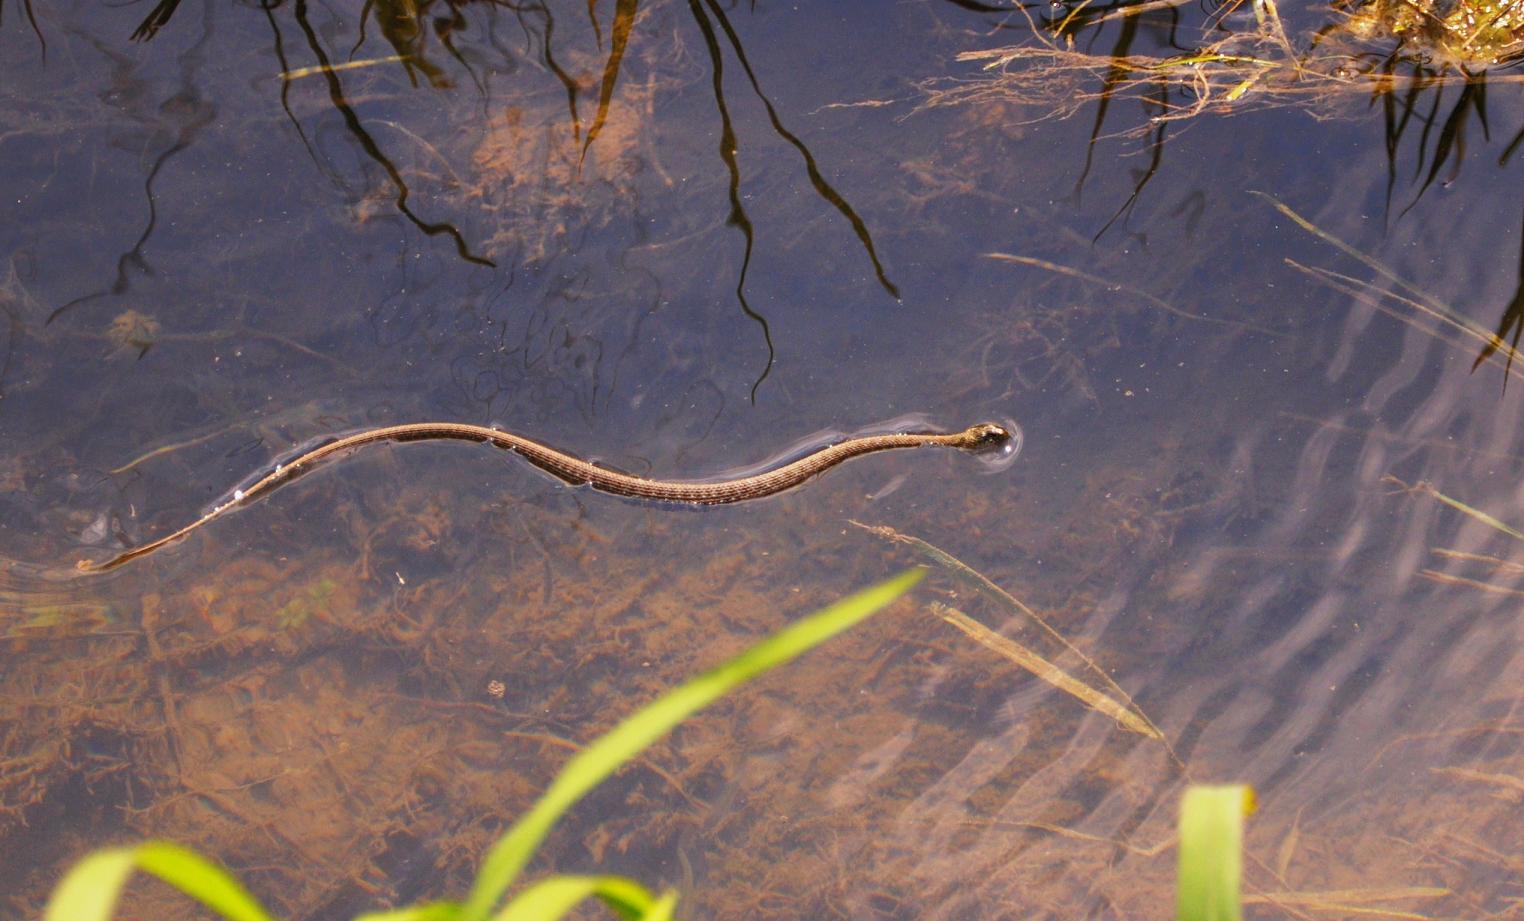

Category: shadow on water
[1472, 202, 1524, 382]
[45, 8, 218, 325]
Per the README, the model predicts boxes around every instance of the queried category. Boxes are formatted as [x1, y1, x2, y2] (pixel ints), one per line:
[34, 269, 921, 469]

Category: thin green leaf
[45, 842, 276, 921]
[1177, 785, 1256, 921]
[490, 875, 655, 921]
[44, 849, 137, 921]
[353, 901, 463, 921]
[638, 890, 678, 921]
[460, 569, 924, 921]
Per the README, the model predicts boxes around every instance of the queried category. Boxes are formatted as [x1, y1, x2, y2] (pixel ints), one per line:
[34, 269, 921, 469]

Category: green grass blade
[638, 890, 678, 921]
[1177, 785, 1256, 921]
[353, 902, 462, 921]
[45, 842, 276, 921]
[460, 569, 924, 921]
[489, 875, 655, 921]
[43, 849, 137, 921]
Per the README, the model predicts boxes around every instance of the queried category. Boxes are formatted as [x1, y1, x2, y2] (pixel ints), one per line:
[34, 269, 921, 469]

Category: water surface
[3, 0, 1524, 917]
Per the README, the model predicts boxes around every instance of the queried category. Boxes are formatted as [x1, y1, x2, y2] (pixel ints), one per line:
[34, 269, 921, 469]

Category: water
[3, 0, 1524, 917]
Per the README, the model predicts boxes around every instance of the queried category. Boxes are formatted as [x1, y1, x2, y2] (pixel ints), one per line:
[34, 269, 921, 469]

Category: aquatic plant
[43, 570, 923, 921]
[40, 560, 1261, 919]
[1177, 784, 1255, 921]
[903, 0, 1524, 224]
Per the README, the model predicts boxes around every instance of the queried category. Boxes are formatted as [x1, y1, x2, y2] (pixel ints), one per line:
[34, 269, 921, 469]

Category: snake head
[962, 422, 1015, 452]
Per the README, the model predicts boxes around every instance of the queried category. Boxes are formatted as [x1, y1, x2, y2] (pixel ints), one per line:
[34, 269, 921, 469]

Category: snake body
[77, 421, 1014, 572]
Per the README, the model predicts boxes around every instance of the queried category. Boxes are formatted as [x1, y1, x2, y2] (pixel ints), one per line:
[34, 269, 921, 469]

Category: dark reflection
[1, 0, 48, 56]
[1092, 80, 1169, 242]
[1049, 0, 1190, 46]
[1035, 2, 1193, 235]
[263, 0, 320, 167]
[1472, 203, 1524, 382]
[289, 0, 494, 267]
[683, 0, 904, 398]
[687, 0, 775, 402]
[114, 0, 899, 397]
[47, 0, 492, 327]
[531, 5, 586, 142]
[48, 16, 218, 324]
[939, 0, 1011, 12]
[364, 0, 455, 88]
[1290, 0, 1524, 218]
[1392, 72, 1488, 216]
[130, 0, 182, 41]
[1062, 9, 1178, 240]
[1072, 15, 1140, 205]
[1085, 82, 1164, 240]
[132, 0, 494, 268]
[0, 267, 20, 399]
[575, 0, 901, 397]
[703, 0, 901, 301]
[583, 0, 638, 155]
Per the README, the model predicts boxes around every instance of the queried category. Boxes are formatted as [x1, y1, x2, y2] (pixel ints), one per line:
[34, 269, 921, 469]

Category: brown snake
[77, 421, 1015, 573]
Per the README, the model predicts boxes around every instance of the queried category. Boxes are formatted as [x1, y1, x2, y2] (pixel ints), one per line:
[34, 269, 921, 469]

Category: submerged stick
[280, 56, 409, 81]
[1284, 259, 1524, 382]
[933, 603, 1161, 738]
[1383, 475, 1524, 542]
[850, 521, 1171, 747]
[984, 252, 1284, 336]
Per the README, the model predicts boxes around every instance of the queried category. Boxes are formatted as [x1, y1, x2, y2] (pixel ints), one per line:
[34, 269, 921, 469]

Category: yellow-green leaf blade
[354, 901, 462, 921]
[1178, 784, 1256, 921]
[460, 569, 923, 921]
[490, 875, 656, 921]
[638, 890, 677, 921]
[45, 842, 276, 921]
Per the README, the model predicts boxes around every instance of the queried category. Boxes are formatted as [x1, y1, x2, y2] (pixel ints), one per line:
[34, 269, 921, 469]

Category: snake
[76, 420, 1015, 573]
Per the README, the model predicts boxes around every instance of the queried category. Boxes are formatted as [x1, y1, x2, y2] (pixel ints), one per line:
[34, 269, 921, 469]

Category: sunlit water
[3, 0, 1523, 917]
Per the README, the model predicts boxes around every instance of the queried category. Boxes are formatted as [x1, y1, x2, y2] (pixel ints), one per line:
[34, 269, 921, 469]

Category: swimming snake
[76, 421, 1015, 572]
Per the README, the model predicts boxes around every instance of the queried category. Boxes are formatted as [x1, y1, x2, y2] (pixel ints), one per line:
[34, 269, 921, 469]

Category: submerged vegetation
[904, 0, 1524, 231]
[918, 0, 1524, 124]
[43, 570, 1260, 921]
[1336, 0, 1524, 66]
[44, 572, 923, 921]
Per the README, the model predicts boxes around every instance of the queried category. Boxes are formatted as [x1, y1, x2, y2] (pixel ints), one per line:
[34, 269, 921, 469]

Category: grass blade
[852, 522, 1171, 746]
[354, 902, 463, 921]
[45, 842, 276, 921]
[932, 603, 1161, 738]
[1384, 476, 1524, 541]
[490, 875, 661, 921]
[459, 569, 925, 921]
[1178, 785, 1256, 921]
[638, 891, 677, 921]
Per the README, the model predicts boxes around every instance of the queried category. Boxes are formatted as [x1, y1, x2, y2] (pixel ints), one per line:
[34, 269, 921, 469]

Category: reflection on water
[4, 0, 1524, 917]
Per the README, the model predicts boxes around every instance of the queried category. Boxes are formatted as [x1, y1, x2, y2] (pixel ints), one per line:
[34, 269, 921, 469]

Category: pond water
[3, 0, 1524, 917]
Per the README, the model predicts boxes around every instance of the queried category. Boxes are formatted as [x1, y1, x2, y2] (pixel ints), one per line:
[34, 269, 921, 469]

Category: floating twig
[850, 521, 1169, 746]
[933, 602, 1161, 739]
[1283, 258, 1524, 382]
[1417, 569, 1524, 597]
[1242, 887, 1447, 918]
[984, 252, 1284, 337]
[1383, 476, 1524, 542]
[1431, 547, 1524, 573]
[281, 55, 409, 81]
